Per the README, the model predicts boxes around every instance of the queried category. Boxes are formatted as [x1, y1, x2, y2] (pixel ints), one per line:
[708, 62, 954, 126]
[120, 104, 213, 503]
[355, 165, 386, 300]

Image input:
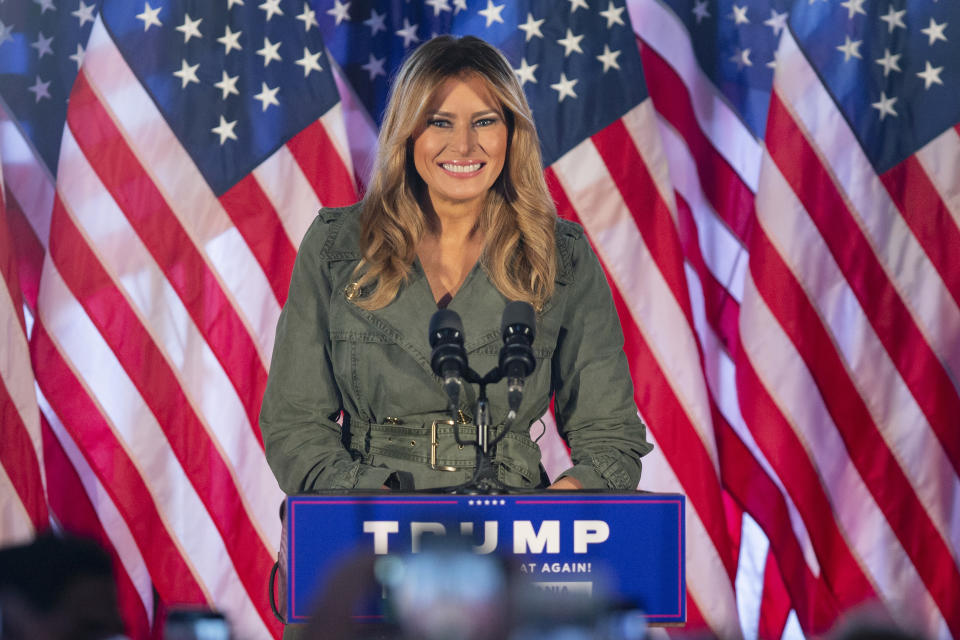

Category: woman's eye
[428, 118, 451, 128]
[474, 117, 498, 127]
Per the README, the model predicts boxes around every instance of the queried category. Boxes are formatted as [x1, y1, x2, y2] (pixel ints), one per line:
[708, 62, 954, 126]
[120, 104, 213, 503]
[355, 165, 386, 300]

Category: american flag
[1, 0, 957, 639]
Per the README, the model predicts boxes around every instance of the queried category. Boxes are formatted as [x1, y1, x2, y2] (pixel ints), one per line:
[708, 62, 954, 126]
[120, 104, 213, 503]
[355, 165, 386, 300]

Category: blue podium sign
[287, 493, 685, 626]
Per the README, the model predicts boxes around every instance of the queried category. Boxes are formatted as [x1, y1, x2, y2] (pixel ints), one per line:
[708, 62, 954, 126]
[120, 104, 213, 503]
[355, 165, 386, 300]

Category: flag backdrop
[0, 0, 957, 638]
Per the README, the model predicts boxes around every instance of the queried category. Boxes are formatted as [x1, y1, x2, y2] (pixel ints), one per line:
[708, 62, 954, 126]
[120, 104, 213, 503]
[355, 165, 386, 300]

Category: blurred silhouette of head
[0, 534, 125, 640]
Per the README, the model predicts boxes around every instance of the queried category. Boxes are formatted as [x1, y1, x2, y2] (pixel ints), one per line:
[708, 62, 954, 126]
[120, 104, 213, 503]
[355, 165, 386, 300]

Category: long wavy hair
[350, 35, 557, 310]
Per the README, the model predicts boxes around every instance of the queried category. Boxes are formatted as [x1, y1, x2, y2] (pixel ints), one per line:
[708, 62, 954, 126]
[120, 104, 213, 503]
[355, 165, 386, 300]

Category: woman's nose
[450, 124, 476, 153]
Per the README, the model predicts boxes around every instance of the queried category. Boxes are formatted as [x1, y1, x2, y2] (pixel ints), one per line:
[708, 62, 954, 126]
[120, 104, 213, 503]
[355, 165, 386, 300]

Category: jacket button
[410, 440, 416, 446]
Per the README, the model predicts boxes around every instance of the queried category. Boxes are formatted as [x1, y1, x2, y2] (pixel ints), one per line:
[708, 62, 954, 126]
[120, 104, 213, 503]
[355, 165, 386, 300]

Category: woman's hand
[547, 476, 583, 490]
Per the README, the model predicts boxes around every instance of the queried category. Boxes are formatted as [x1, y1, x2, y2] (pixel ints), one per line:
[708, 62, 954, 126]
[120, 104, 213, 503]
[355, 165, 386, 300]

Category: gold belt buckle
[430, 419, 459, 471]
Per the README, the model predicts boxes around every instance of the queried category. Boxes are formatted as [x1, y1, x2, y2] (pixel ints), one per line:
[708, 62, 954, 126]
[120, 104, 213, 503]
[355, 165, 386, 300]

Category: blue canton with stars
[0, 0, 100, 175]
[312, 0, 648, 166]
[102, 0, 341, 195]
[791, 0, 959, 174]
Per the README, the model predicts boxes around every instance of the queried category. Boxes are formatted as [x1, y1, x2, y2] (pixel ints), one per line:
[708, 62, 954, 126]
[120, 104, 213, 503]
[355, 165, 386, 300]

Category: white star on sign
[551, 73, 578, 101]
[568, 0, 589, 13]
[297, 3, 319, 31]
[478, 0, 505, 27]
[136, 3, 162, 31]
[176, 14, 203, 43]
[599, 2, 626, 27]
[764, 9, 788, 36]
[730, 5, 749, 24]
[218, 25, 242, 54]
[212, 116, 238, 144]
[836, 36, 862, 61]
[327, 0, 351, 25]
[296, 47, 323, 76]
[871, 91, 897, 119]
[557, 29, 584, 56]
[692, 0, 710, 23]
[518, 13, 545, 41]
[364, 9, 386, 34]
[426, 0, 451, 16]
[214, 71, 240, 99]
[254, 82, 280, 111]
[72, 1, 96, 27]
[514, 57, 538, 85]
[173, 59, 200, 88]
[879, 6, 906, 33]
[395, 18, 419, 47]
[921, 18, 947, 46]
[596, 44, 621, 72]
[840, 0, 866, 19]
[917, 60, 944, 89]
[874, 48, 901, 76]
[69, 43, 85, 70]
[257, 37, 282, 66]
[259, 0, 284, 21]
[361, 53, 386, 79]
[31, 32, 54, 59]
[28, 75, 51, 102]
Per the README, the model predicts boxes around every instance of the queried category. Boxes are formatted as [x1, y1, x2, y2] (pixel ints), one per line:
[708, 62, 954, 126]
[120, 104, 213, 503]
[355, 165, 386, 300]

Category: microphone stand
[447, 365, 513, 495]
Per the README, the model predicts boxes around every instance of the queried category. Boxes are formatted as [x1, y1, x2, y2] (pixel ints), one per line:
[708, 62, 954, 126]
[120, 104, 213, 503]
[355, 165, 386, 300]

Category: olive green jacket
[260, 204, 652, 492]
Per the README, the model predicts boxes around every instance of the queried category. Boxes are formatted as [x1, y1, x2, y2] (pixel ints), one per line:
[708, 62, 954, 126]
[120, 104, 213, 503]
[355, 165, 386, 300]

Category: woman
[260, 35, 652, 495]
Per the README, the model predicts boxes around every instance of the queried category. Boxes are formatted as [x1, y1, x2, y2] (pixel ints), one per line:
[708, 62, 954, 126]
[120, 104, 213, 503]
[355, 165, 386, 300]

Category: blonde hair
[351, 35, 557, 310]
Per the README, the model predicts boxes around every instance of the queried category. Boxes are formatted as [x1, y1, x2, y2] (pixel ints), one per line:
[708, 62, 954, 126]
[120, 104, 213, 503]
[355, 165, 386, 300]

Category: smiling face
[412, 74, 509, 217]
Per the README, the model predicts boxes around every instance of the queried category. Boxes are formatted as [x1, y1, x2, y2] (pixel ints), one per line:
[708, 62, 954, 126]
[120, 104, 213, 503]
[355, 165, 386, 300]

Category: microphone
[429, 309, 468, 414]
[498, 301, 536, 417]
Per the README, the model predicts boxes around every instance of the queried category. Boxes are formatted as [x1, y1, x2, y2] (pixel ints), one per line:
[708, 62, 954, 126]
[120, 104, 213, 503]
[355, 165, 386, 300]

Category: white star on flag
[361, 54, 386, 79]
[256, 37, 282, 66]
[214, 71, 240, 99]
[259, 0, 284, 21]
[550, 72, 578, 101]
[395, 18, 420, 47]
[514, 57, 538, 85]
[599, 2, 626, 27]
[136, 3, 162, 31]
[692, 0, 711, 23]
[557, 29, 585, 56]
[568, 0, 589, 13]
[840, 0, 866, 19]
[254, 82, 280, 111]
[31, 32, 54, 59]
[871, 91, 897, 119]
[921, 18, 948, 46]
[173, 59, 200, 88]
[327, 0, 352, 26]
[916, 61, 944, 89]
[69, 43, 85, 70]
[72, 1, 97, 27]
[764, 9, 788, 36]
[364, 9, 387, 35]
[296, 48, 323, 77]
[425, 0, 452, 16]
[730, 47, 752, 68]
[478, 0, 505, 28]
[874, 48, 901, 76]
[837, 36, 863, 61]
[27, 75, 50, 102]
[297, 4, 319, 31]
[211, 115, 238, 144]
[730, 5, 749, 25]
[518, 13, 545, 41]
[218, 25, 243, 54]
[596, 44, 622, 72]
[879, 6, 906, 33]
[176, 14, 203, 43]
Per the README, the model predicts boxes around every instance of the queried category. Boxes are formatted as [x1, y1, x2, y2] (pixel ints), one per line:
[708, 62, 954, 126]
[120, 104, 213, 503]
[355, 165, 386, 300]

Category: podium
[285, 492, 685, 627]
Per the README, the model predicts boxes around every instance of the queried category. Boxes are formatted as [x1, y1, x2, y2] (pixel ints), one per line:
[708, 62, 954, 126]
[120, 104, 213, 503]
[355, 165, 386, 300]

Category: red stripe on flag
[547, 168, 738, 585]
[746, 228, 960, 635]
[880, 157, 960, 325]
[592, 119, 695, 324]
[0, 380, 47, 530]
[716, 413, 839, 632]
[638, 41, 756, 243]
[219, 175, 297, 305]
[30, 320, 208, 606]
[675, 193, 740, 356]
[286, 119, 358, 207]
[46, 197, 280, 637]
[758, 552, 793, 640]
[3, 190, 44, 313]
[42, 419, 152, 639]
[66, 70, 269, 436]
[767, 91, 960, 477]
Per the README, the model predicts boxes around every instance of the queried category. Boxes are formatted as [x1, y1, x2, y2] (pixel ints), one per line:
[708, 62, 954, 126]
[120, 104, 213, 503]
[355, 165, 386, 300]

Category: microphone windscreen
[429, 309, 464, 346]
[501, 301, 535, 338]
